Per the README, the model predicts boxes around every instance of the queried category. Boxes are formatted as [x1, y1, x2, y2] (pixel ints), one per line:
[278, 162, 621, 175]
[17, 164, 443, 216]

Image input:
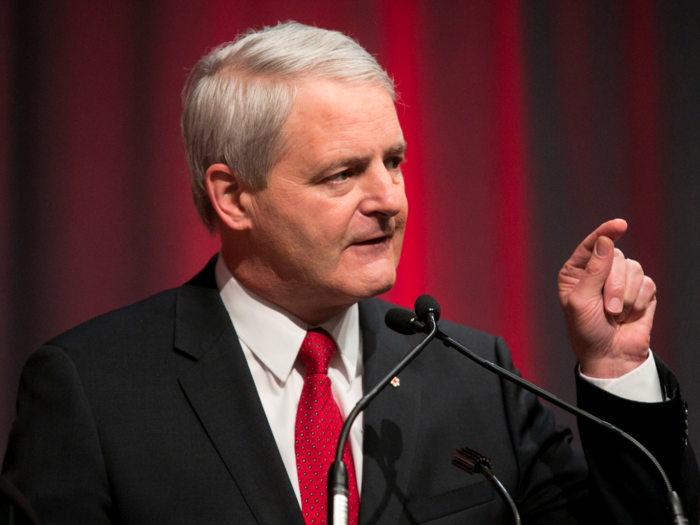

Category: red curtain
[2, 0, 700, 455]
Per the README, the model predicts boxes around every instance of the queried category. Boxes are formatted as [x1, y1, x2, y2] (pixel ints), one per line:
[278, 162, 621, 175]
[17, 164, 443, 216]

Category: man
[3, 22, 698, 524]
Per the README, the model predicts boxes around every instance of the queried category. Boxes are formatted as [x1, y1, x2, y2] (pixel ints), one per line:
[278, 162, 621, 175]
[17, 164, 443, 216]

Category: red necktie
[295, 329, 360, 525]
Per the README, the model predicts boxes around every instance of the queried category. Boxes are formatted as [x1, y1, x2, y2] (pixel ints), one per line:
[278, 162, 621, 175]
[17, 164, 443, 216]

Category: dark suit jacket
[3, 258, 699, 524]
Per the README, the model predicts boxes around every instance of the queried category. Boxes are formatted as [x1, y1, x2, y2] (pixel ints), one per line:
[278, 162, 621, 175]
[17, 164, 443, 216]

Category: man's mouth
[352, 233, 393, 247]
[353, 236, 389, 246]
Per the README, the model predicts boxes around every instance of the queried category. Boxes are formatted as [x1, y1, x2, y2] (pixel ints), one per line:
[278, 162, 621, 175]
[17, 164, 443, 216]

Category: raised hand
[558, 219, 657, 378]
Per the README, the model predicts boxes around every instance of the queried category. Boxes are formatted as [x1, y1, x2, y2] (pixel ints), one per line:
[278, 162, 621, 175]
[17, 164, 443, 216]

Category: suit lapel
[174, 258, 304, 525]
[358, 300, 422, 525]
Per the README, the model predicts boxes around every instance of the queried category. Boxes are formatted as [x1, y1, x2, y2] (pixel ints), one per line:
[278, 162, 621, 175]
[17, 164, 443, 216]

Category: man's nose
[358, 162, 405, 217]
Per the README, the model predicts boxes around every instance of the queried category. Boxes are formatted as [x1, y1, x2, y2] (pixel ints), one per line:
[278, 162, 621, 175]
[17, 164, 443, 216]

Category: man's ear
[205, 163, 253, 231]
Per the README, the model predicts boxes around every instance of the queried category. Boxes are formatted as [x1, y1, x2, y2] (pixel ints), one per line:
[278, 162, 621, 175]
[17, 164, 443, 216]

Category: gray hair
[181, 21, 395, 231]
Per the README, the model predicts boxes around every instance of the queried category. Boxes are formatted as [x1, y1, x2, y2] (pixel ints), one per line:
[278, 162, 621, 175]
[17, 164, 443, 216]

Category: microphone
[328, 296, 440, 525]
[385, 299, 689, 525]
[452, 447, 520, 525]
[384, 307, 424, 335]
[414, 294, 440, 322]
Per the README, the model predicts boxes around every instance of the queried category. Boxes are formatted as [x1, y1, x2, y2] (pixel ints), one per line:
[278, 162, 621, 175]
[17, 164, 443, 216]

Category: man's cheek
[393, 238, 404, 265]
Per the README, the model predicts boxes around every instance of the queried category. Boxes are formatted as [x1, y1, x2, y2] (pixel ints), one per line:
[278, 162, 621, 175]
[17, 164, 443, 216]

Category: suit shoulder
[364, 297, 499, 355]
[46, 287, 179, 353]
[437, 318, 500, 355]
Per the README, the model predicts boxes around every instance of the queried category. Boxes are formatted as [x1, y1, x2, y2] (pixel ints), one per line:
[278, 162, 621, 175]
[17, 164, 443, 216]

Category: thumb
[573, 236, 615, 303]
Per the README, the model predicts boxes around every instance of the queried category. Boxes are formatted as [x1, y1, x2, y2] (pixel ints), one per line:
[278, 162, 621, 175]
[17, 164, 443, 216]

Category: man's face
[242, 80, 408, 318]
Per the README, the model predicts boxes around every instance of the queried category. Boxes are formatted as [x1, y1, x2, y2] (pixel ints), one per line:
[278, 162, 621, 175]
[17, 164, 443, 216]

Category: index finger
[566, 219, 628, 269]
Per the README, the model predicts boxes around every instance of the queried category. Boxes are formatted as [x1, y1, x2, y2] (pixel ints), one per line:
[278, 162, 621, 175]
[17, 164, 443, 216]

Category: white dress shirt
[580, 352, 663, 402]
[215, 257, 364, 506]
[214, 255, 664, 506]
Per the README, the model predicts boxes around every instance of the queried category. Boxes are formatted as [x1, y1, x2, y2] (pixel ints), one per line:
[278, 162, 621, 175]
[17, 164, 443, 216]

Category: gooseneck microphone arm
[327, 299, 440, 525]
[452, 446, 521, 525]
[385, 305, 689, 525]
[477, 465, 520, 524]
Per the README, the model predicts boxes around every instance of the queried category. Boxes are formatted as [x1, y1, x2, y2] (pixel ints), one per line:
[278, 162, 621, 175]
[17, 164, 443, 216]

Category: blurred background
[1, 0, 699, 457]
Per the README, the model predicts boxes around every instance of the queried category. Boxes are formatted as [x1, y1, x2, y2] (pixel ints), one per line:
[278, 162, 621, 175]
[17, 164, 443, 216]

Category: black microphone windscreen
[385, 308, 418, 335]
[414, 294, 441, 322]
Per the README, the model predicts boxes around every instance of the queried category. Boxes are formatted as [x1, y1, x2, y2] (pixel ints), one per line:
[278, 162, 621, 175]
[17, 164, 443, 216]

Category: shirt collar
[215, 255, 361, 385]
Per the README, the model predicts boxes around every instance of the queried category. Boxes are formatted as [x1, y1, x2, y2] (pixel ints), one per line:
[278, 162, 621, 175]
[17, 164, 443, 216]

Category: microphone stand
[327, 314, 439, 525]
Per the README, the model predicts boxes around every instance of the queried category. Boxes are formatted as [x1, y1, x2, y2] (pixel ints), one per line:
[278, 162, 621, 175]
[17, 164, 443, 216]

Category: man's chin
[370, 279, 395, 298]
[346, 274, 396, 302]
[330, 258, 398, 302]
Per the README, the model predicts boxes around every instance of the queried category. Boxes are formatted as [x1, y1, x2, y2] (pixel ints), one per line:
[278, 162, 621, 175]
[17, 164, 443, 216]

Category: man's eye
[385, 157, 404, 170]
[327, 170, 351, 182]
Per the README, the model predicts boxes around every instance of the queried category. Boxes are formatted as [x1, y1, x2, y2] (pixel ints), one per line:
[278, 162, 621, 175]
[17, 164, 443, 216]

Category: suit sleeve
[495, 336, 700, 524]
[2, 345, 113, 524]
[576, 354, 700, 524]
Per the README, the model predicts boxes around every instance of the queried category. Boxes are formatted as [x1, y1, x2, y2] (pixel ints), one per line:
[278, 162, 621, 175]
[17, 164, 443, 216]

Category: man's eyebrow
[320, 155, 372, 175]
[385, 142, 407, 157]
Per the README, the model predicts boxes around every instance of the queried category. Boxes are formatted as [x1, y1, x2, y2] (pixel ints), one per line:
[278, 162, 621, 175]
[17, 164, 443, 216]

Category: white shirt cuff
[579, 350, 664, 403]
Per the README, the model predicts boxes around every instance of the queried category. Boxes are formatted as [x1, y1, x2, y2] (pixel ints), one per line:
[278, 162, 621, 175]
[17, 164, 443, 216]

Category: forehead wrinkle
[278, 81, 404, 179]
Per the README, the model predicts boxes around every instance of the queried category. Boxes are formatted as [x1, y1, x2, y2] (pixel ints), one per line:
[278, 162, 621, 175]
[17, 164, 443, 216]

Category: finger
[565, 219, 628, 270]
[569, 236, 616, 306]
[617, 258, 644, 322]
[626, 276, 657, 323]
[626, 294, 656, 345]
[604, 248, 626, 315]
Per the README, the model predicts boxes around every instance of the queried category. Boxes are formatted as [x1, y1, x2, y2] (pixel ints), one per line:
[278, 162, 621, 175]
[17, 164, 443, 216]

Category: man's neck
[220, 251, 354, 326]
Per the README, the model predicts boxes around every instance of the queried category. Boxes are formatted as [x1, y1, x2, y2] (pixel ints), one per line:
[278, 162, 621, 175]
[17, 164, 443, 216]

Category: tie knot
[298, 329, 337, 375]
